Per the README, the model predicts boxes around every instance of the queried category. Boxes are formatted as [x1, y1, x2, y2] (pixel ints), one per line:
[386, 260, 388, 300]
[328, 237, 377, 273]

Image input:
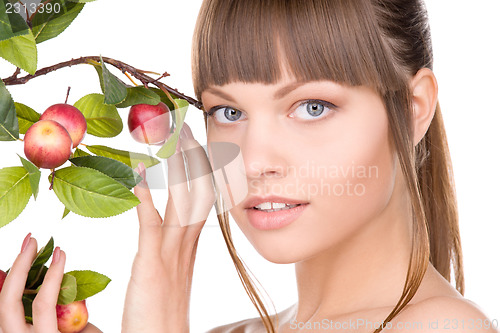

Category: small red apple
[56, 300, 89, 333]
[0, 270, 7, 293]
[40, 104, 87, 148]
[128, 102, 170, 145]
[24, 120, 73, 169]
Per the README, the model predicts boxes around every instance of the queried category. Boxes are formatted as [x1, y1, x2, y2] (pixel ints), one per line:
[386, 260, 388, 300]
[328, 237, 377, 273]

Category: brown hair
[192, 0, 463, 331]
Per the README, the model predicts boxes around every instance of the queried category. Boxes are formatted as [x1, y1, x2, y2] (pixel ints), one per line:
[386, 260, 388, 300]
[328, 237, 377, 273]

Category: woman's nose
[240, 117, 288, 180]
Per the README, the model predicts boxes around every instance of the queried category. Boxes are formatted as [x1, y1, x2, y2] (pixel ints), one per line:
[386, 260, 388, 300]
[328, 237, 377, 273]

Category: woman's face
[201, 74, 401, 264]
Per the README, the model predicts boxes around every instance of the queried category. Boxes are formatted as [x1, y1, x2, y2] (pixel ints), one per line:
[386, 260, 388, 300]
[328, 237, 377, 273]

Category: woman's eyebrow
[204, 87, 236, 102]
[273, 81, 306, 100]
[204, 81, 307, 102]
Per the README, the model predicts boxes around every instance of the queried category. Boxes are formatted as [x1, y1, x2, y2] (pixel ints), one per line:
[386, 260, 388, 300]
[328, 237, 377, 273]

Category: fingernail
[52, 247, 61, 265]
[21, 233, 31, 253]
[180, 123, 194, 140]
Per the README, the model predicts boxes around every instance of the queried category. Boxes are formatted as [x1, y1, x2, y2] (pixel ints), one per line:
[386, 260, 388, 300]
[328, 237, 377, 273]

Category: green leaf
[15, 103, 40, 134]
[149, 88, 175, 111]
[31, 238, 54, 269]
[0, 80, 19, 141]
[0, 30, 37, 74]
[51, 166, 140, 218]
[157, 99, 189, 159]
[157, 129, 180, 159]
[70, 156, 142, 189]
[57, 274, 77, 305]
[22, 296, 33, 324]
[73, 94, 123, 137]
[66, 270, 111, 301]
[72, 148, 90, 158]
[27, 266, 48, 291]
[31, 0, 85, 44]
[0, 166, 31, 228]
[100, 56, 127, 105]
[92, 63, 105, 92]
[18, 155, 41, 200]
[27, 237, 54, 288]
[0, 1, 30, 42]
[86, 145, 160, 169]
[62, 207, 70, 219]
[116, 86, 161, 108]
[67, 0, 96, 2]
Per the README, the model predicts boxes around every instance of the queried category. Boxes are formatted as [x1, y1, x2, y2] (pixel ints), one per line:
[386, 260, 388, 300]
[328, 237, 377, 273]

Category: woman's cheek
[306, 114, 396, 240]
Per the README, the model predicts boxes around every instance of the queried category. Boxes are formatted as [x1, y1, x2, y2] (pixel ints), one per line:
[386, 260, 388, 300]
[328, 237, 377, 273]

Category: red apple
[56, 300, 89, 333]
[40, 104, 87, 148]
[128, 102, 170, 145]
[0, 270, 7, 293]
[24, 120, 73, 169]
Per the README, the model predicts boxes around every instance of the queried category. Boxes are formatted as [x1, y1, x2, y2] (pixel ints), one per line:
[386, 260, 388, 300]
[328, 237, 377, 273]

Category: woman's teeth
[253, 202, 300, 212]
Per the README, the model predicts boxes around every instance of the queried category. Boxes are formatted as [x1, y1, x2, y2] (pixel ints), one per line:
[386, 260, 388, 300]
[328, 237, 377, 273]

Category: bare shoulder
[205, 305, 293, 333]
[205, 316, 264, 333]
[394, 296, 499, 333]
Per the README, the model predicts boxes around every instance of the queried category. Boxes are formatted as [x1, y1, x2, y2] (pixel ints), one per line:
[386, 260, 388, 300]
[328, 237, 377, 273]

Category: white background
[0, 1, 498, 332]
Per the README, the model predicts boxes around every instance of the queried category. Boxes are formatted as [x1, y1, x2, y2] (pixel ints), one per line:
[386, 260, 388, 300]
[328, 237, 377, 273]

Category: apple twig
[136, 68, 163, 76]
[65, 86, 71, 104]
[1, 56, 203, 110]
[150, 72, 170, 84]
[5, 67, 21, 82]
[23, 289, 38, 295]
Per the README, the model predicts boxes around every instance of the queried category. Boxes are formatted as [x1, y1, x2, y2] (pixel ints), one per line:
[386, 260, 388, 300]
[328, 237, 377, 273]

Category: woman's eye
[292, 100, 336, 120]
[207, 107, 246, 123]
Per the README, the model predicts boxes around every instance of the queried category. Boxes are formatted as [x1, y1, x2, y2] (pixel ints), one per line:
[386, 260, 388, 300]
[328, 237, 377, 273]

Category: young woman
[0, 0, 497, 332]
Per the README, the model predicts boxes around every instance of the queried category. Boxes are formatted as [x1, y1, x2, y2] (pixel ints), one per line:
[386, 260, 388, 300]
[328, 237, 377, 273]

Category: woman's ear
[410, 68, 438, 146]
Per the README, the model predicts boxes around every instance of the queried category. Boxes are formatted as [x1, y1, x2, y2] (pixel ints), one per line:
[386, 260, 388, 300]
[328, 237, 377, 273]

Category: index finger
[32, 247, 66, 333]
[0, 234, 37, 331]
[134, 162, 163, 255]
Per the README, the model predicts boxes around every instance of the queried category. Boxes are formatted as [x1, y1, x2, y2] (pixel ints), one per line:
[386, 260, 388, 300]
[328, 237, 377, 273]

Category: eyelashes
[206, 99, 337, 124]
[293, 99, 337, 120]
[206, 106, 246, 123]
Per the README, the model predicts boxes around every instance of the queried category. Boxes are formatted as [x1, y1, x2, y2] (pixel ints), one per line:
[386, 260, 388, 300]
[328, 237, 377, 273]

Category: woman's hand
[0, 235, 101, 333]
[122, 124, 215, 333]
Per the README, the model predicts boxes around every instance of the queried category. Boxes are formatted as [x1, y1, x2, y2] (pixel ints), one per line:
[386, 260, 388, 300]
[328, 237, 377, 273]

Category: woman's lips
[243, 195, 310, 209]
[245, 203, 309, 230]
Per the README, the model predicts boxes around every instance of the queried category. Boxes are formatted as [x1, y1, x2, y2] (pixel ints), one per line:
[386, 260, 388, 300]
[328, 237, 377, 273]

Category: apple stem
[65, 86, 71, 104]
[23, 289, 38, 295]
[124, 72, 138, 86]
[49, 170, 55, 190]
[158, 85, 179, 111]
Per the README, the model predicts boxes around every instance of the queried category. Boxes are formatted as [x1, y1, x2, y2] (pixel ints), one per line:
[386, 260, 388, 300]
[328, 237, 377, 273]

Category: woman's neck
[293, 172, 414, 323]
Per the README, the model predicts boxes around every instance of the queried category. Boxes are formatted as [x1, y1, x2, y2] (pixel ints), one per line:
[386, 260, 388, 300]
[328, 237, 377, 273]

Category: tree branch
[5, 67, 21, 82]
[1, 56, 203, 110]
